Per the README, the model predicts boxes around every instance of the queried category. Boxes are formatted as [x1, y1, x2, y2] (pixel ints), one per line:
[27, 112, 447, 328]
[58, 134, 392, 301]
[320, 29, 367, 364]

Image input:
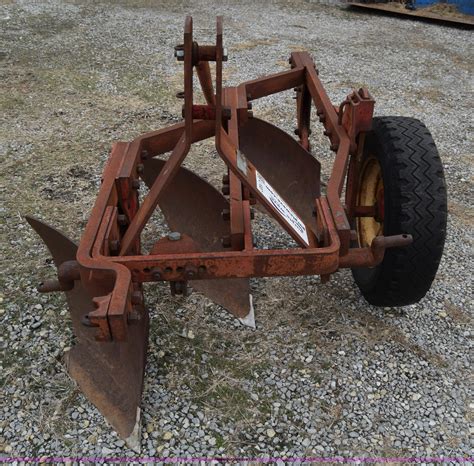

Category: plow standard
[27, 17, 447, 448]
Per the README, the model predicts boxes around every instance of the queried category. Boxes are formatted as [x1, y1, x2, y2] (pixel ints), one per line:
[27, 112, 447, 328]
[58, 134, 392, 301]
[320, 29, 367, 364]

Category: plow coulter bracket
[27, 16, 415, 445]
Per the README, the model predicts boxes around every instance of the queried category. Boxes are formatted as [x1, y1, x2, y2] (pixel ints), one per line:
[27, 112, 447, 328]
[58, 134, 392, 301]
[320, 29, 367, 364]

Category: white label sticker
[255, 171, 309, 246]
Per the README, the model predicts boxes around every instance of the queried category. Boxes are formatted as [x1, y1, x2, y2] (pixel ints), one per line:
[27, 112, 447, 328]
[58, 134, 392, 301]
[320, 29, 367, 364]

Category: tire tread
[353, 116, 447, 306]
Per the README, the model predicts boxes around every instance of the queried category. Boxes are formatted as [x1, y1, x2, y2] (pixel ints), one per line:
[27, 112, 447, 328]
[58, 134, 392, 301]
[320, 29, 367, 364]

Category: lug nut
[151, 267, 162, 280]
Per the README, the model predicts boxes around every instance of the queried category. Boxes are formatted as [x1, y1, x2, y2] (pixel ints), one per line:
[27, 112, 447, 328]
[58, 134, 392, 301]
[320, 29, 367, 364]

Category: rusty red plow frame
[27, 17, 447, 448]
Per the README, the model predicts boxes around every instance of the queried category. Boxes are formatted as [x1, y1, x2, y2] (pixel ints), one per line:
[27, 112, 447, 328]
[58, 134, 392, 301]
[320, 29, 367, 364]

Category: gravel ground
[1, 0, 473, 460]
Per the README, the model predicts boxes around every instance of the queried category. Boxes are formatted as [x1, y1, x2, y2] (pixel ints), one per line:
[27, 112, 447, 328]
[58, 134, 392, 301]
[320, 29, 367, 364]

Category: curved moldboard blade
[26, 215, 78, 268]
[239, 118, 321, 229]
[141, 160, 253, 322]
[26, 216, 148, 450]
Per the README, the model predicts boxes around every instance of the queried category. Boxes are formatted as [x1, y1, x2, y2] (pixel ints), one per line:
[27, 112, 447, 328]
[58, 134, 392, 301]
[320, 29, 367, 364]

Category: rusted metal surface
[27, 16, 415, 444]
[26, 217, 148, 449]
[141, 158, 252, 319]
[239, 118, 321, 229]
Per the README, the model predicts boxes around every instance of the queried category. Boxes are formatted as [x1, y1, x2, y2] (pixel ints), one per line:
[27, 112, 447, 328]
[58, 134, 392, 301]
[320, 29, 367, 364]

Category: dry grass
[444, 301, 472, 325]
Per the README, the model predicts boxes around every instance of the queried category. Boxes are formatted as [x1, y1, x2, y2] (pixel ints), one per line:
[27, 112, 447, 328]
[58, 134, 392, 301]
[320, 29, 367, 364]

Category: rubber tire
[352, 116, 447, 307]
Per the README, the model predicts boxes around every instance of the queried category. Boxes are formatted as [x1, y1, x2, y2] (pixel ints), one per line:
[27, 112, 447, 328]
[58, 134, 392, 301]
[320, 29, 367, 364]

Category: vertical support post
[296, 83, 312, 151]
[224, 86, 245, 251]
[118, 17, 194, 256]
[196, 61, 216, 105]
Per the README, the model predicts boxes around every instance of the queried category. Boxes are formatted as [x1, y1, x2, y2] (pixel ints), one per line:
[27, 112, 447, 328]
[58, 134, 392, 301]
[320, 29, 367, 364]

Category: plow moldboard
[141, 159, 254, 322]
[26, 216, 148, 450]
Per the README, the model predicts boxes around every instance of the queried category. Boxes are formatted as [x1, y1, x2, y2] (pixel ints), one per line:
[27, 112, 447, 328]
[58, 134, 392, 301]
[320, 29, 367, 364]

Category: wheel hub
[357, 155, 384, 247]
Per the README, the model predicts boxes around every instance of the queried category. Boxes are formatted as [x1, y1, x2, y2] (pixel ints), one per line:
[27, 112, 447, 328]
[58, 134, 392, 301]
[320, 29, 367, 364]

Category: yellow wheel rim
[357, 156, 384, 247]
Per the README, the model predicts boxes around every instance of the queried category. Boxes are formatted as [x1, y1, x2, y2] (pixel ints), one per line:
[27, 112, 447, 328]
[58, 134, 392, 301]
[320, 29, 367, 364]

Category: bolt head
[185, 265, 197, 279]
[109, 239, 120, 252]
[168, 231, 181, 241]
[131, 291, 144, 305]
[128, 308, 141, 324]
[221, 209, 230, 221]
[117, 214, 128, 226]
[81, 314, 97, 327]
